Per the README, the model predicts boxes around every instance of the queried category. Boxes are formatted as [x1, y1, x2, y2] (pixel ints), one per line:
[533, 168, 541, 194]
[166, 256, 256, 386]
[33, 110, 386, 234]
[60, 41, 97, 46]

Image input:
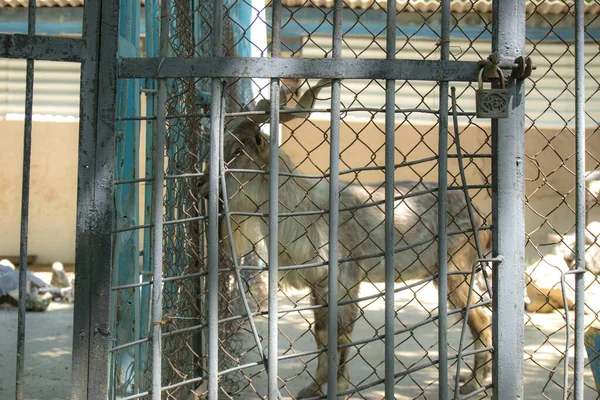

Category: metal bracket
[478, 53, 535, 84]
[511, 55, 534, 81]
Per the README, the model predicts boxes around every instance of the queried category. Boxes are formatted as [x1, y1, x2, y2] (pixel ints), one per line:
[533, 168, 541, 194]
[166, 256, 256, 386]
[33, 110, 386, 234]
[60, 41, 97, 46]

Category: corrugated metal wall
[0, 59, 81, 119]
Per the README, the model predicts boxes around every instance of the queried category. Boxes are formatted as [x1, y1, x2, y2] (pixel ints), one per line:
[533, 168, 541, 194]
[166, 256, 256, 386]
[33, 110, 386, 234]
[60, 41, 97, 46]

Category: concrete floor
[1, 277, 598, 399]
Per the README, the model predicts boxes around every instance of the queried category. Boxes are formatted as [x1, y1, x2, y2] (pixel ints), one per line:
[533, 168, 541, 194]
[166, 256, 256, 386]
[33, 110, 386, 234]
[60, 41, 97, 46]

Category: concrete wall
[0, 120, 79, 264]
[1, 117, 598, 264]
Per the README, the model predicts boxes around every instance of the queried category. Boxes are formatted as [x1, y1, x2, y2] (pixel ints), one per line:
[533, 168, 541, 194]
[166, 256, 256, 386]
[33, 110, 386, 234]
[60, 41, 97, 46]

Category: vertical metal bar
[573, 0, 586, 397]
[327, 1, 343, 398]
[15, 1, 36, 398]
[71, 0, 102, 397]
[208, 0, 223, 397]
[384, 0, 396, 398]
[268, 0, 282, 398]
[151, 85, 166, 400]
[437, 0, 450, 397]
[492, 1, 526, 398]
[72, 0, 121, 396]
[150, 1, 169, 398]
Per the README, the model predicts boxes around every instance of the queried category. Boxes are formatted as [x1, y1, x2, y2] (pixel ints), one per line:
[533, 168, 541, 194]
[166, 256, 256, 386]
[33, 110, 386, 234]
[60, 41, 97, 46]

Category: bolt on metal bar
[492, 0, 526, 398]
[150, 0, 169, 397]
[437, 0, 450, 397]
[15, 3, 35, 397]
[573, 0, 586, 397]
[327, 0, 343, 397]
[207, 0, 224, 396]
[384, 0, 396, 397]
[269, 1, 282, 398]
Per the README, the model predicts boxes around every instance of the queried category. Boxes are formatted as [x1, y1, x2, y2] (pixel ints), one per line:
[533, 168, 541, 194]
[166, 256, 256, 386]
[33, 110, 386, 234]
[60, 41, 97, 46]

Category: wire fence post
[573, 0, 586, 397]
[437, 0, 450, 397]
[268, 1, 282, 398]
[384, 0, 396, 397]
[492, 0, 526, 398]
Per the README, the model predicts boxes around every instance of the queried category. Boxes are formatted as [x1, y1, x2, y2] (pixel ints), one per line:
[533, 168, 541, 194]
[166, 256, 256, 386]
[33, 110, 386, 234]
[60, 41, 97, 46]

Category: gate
[2, 0, 597, 399]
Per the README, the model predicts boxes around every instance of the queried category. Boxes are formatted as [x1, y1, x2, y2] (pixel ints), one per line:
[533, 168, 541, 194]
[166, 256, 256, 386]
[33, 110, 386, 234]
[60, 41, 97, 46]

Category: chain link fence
[104, 0, 600, 399]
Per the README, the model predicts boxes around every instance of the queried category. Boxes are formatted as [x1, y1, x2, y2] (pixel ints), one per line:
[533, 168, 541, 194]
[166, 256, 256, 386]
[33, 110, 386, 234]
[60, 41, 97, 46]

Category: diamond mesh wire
[117, 0, 600, 399]
[523, 2, 600, 398]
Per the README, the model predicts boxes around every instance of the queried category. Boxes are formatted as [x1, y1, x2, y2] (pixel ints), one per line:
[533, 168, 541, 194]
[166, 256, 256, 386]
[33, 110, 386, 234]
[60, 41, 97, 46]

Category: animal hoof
[458, 373, 478, 395]
[296, 383, 322, 399]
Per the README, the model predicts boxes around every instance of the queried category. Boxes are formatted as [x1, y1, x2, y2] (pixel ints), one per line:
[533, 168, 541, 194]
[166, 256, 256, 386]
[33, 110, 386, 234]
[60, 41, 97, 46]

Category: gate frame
[0, 0, 535, 398]
[81, 0, 529, 398]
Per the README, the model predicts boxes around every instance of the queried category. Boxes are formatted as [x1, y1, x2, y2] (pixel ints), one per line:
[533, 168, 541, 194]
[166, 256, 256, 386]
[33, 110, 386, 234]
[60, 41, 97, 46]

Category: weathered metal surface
[491, 0, 526, 399]
[71, 0, 120, 397]
[119, 57, 481, 81]
[0, 33, 82, 61]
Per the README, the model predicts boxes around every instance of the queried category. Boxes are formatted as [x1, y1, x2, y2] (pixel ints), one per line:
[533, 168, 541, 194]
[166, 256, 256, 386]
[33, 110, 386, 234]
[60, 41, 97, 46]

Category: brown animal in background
[198, 81, 492, 397]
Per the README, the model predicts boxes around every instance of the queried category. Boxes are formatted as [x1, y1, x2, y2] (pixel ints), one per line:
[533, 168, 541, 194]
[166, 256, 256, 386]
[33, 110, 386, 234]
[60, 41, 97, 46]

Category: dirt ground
[1, 272, 598, 399]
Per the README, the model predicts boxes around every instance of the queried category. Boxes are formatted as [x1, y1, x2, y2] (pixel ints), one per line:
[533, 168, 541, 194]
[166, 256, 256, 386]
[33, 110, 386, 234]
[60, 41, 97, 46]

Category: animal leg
[447, 272, 492, 394]
[296, 286, 359, 399]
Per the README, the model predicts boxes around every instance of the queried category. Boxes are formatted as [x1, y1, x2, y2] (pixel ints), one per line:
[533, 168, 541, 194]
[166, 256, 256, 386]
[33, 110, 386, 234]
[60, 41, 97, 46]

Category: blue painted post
[585, 327, 600, 391]
[112, 0, 141, 396]
[139, 0, 160, 392]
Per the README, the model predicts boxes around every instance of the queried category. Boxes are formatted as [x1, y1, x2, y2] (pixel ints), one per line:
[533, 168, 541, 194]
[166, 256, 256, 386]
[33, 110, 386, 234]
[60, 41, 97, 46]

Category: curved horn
[279, 79, 332, 122]
[236, 79, 333, 125]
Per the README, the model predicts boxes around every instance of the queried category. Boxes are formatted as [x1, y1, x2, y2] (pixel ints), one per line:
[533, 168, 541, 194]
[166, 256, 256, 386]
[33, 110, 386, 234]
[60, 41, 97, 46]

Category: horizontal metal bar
[114, 172, 205, 184]
[116, 112, 209, 121]
[227, 157, 489, 180]
[0, 33, 82, 61]
[117, 106, 479, 123]
[113, 215, 206, 233]
[113, 223, 153, 233]
[109, 337, 149, 353]
[119, 57, 480, 81]
[111, 271, 209, 291]
[459, 384, 494, 400]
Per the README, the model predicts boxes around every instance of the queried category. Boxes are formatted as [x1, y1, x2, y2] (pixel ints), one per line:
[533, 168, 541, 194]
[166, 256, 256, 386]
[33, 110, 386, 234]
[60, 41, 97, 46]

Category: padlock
[476, 66, 509, 119]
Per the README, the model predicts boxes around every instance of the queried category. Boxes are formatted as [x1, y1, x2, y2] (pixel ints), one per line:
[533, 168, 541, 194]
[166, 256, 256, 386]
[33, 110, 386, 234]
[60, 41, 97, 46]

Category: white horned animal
[198, 80, 493, 398]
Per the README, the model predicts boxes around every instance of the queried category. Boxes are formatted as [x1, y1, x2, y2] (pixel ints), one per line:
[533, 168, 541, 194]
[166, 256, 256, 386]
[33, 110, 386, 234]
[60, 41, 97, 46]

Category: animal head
[198, 79, 332, 199]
